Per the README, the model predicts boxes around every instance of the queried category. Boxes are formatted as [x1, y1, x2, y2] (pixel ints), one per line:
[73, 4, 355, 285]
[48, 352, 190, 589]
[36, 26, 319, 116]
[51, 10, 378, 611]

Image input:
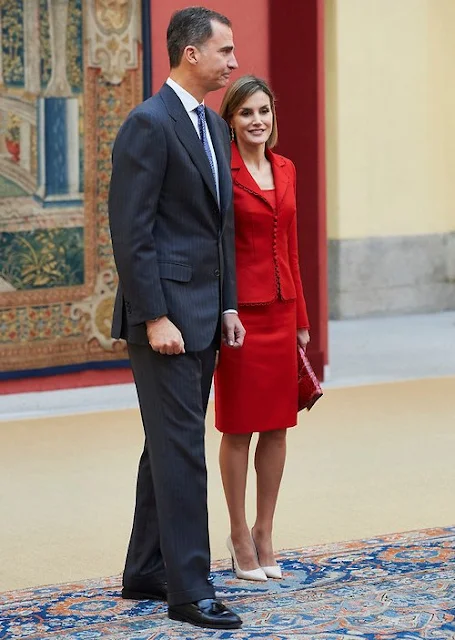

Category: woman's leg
[252, 428, 287, 566]
[219, 432, 260, 570]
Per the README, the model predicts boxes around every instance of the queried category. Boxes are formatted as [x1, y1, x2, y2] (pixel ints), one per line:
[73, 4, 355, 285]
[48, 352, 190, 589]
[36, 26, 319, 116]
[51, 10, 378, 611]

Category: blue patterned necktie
[195, 104, 217, 186]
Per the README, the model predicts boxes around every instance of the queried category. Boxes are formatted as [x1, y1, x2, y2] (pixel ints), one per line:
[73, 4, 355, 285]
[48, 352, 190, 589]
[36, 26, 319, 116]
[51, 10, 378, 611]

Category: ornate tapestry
[0, 0, 144, 375]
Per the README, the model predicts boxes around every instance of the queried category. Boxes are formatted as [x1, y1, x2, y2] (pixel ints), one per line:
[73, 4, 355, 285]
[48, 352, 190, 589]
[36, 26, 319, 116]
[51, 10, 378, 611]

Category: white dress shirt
[165, 78, 237, 317]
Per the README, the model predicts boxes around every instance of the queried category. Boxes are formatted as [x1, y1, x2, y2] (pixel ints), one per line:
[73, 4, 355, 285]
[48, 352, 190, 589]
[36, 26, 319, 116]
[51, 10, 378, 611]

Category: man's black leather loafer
[168, 598, 242, 629]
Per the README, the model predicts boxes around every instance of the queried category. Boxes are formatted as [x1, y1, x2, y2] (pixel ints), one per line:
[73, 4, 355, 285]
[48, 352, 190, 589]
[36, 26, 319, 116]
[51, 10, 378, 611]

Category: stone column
[24, 0, 41, 96]
[35, 96, 82, 207]
[35, 0, 82, 207]
[44, 0, 72, 98]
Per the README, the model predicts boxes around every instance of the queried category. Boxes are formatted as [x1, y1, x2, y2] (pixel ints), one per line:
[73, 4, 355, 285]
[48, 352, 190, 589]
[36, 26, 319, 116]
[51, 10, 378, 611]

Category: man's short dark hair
[167, 6, 231, 69]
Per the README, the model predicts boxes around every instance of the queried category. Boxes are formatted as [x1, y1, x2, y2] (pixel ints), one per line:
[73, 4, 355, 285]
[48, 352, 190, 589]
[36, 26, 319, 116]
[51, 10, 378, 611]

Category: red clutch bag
[298, 346, 323, 411]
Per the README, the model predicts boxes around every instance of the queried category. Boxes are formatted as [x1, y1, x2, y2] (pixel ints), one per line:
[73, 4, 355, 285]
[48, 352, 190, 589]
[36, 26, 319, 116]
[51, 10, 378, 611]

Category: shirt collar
[166, 77, 203, 114]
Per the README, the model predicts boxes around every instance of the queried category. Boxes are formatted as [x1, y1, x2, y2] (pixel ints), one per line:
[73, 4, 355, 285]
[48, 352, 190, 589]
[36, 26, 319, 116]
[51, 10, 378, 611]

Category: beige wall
[326, 0, 455, 240]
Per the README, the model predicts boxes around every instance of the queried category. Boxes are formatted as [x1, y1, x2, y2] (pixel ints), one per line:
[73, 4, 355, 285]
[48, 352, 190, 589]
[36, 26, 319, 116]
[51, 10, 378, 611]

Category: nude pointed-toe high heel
[226, 536, 268, 582]
[261, 563, 283, 579]
[251, 530, 283, 579]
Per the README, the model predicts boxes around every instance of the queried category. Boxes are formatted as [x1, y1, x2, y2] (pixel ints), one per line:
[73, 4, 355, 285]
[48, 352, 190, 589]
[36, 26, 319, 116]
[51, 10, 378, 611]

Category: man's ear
[183, 45, 199, 66]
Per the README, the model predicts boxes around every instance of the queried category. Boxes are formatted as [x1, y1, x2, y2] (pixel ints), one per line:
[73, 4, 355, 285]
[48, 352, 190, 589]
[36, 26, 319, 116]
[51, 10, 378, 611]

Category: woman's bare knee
[222, 432, 253, 452]
[258, 429, 287, 445]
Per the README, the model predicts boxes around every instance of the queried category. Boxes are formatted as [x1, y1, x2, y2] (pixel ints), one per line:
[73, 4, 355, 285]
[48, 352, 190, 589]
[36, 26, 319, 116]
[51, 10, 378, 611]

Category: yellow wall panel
[326, 0, 455, 239]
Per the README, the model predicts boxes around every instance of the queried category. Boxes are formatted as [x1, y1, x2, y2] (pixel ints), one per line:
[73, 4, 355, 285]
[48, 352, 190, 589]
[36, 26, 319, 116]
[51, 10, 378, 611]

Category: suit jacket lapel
[159, 84, 218, 206]
[206, 108, 230, 214]
[231, 143, 263, 197]
[268, 149, 289, 209]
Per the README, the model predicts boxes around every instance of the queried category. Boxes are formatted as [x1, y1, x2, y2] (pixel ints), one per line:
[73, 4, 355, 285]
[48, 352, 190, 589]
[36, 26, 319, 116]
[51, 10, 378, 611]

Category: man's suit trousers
[123, 342, 217, 606]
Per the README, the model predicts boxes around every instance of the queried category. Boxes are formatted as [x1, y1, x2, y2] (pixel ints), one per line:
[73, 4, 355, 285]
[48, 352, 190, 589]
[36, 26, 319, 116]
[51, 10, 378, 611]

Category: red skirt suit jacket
[231, 142, 309, 328]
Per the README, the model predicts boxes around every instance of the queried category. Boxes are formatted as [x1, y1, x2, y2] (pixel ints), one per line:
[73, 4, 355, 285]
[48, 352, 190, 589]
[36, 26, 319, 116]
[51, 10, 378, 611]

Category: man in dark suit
[108, 6, 245, 632]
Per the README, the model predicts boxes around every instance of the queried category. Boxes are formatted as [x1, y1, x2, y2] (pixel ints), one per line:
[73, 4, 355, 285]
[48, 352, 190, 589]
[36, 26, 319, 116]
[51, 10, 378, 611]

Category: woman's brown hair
[220, 75, 278, 149]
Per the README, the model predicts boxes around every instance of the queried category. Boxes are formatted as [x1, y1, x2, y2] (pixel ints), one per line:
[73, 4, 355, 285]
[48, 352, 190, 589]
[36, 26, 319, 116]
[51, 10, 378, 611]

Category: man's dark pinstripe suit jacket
[108, 83, 237, 351]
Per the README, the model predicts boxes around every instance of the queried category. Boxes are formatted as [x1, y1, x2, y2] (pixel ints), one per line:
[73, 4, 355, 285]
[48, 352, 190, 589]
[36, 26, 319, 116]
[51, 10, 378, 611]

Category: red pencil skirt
[214, 299, 298, 434]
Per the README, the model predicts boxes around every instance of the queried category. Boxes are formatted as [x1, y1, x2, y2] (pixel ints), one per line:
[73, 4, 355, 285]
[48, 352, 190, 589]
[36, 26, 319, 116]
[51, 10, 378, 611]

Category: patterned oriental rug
[1, 527, 454, 640]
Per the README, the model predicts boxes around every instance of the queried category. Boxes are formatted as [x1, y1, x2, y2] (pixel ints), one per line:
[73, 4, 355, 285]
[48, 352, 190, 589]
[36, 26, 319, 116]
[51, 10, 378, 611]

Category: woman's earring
[230, 127, 235, 141]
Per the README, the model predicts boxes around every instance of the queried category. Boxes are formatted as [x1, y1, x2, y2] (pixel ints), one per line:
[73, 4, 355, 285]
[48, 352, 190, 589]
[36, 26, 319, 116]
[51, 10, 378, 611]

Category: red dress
[214, 145, 309, 434]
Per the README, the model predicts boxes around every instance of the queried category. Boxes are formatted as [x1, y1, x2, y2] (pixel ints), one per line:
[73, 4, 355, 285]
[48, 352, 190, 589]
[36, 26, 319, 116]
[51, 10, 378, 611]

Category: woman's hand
[297, 329, 310, 351]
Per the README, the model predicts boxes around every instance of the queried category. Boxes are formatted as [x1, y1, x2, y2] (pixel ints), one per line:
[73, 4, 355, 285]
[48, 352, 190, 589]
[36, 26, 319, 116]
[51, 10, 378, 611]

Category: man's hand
[297, 328, 310, 351]
[222, 313, 246, 348]
[146, 316, 185, 355]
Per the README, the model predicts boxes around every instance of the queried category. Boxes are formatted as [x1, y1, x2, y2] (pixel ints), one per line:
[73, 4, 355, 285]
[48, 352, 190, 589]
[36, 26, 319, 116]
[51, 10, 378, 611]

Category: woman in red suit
[214, 76, 310, 582]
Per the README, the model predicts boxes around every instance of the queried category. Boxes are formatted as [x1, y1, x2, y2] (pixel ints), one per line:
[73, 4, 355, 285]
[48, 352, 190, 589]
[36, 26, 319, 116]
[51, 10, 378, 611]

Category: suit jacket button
[214, 269, 220, 277]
